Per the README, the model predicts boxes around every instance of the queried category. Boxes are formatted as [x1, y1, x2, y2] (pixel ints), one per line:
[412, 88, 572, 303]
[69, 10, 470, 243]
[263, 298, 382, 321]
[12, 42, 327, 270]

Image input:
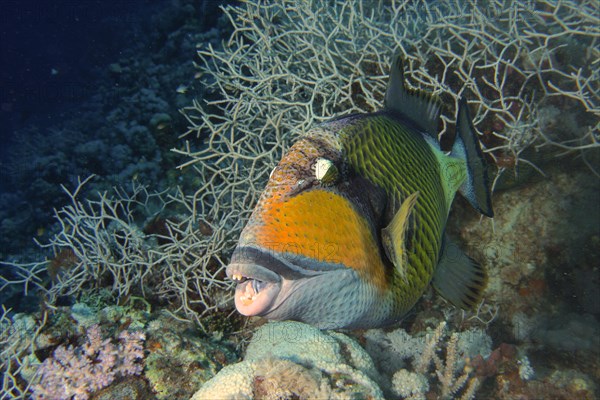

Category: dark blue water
[0, 0, 230, 256]
[1, 0, 154, 161]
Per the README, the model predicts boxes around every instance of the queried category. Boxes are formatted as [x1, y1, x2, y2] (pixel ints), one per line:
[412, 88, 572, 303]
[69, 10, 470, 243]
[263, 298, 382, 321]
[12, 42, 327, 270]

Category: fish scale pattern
[339, 115, 449, 301]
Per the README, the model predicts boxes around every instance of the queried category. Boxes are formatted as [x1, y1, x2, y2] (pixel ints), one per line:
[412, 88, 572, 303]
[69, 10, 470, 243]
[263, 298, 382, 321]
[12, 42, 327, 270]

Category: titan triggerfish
[226, 56, 493, 330]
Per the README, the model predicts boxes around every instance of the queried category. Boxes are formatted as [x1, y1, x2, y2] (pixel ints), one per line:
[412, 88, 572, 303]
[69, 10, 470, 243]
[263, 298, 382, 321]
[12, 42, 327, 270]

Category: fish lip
[230, 245, 345, 280]
[226, 262, 281, 283]
[226, 245, 346, 317]
[233, 278, 281, 316]
[227, 263, 281, 316]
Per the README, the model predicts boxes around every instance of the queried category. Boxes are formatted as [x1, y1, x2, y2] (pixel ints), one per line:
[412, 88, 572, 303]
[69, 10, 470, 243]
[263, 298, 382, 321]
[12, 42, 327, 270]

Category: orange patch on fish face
[243, 189, 388, 292]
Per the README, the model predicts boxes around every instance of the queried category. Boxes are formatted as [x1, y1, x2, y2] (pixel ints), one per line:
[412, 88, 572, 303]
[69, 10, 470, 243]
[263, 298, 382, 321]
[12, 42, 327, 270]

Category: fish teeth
[233, 274, 260, 303]
[239, 294, 258, 302]
[239, 281, 259, 302]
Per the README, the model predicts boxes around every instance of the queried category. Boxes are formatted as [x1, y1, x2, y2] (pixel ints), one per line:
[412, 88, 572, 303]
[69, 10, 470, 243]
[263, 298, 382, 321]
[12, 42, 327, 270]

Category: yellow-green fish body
[227, 57, 493, 329]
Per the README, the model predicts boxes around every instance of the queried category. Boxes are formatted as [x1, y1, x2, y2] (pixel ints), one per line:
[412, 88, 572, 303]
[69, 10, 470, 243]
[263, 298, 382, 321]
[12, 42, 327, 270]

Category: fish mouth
[227, 262, 282, 316]
[227, 246, 344, 317]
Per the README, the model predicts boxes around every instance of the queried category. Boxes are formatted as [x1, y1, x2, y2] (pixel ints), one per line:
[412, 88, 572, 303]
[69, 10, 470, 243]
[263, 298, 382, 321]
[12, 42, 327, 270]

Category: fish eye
[313, 157, 339, 186]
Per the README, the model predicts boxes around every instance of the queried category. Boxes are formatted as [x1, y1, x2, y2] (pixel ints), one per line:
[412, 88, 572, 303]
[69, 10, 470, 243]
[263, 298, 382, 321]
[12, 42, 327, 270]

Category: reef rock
[191, 321, 383, 399]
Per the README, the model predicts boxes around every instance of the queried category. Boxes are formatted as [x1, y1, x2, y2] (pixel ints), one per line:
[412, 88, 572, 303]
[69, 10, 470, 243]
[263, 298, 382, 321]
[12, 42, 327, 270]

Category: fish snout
[226, 260, 282, 317]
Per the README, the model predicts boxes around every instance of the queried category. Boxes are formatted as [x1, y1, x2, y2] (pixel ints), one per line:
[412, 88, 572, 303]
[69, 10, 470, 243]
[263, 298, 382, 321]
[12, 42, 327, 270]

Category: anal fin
[432, 236, 488, 309]
[381, 192, 419, 283]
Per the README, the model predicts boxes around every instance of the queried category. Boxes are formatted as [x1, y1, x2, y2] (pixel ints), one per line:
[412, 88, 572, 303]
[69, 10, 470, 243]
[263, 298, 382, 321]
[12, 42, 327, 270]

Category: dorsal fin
[384, 56, 442, 139]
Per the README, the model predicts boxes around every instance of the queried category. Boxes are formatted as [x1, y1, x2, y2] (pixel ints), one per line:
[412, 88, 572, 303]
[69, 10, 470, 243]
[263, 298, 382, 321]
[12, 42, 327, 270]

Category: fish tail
[451, 98, 494, 217]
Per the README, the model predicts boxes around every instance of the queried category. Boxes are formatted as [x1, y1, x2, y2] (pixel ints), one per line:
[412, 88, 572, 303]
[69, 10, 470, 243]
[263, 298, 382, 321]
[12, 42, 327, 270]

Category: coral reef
[1, 301, 239, 400]
[31, 325, 145, 400]
[143, 313, 239, 400]
[449, 168, 599, 333]
[191, 321, 383, 399]
[444, 166, 599, 398]
[2, 175, 236, 332]
[364, 321, 488, 399]
[0, 307, 46, 398]
[0, 1, 598, 399]
[192, 321, 504, 399]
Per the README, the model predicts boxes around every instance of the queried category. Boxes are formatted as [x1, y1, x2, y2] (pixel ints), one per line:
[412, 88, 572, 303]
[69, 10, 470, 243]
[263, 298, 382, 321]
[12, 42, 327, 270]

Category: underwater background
[0, 0, 598, 399]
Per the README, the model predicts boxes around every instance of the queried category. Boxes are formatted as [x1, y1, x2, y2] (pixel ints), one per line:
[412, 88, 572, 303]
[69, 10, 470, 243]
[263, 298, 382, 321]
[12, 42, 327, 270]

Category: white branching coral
[0, 175, 235, 332]
[365, 322, 490, 399]
[0, 307, 47, 399]
[181, 0, 599, 181]
[38, 176, 163, 301]
[392, 369, 429, 400]
[160, 1, 600, 326]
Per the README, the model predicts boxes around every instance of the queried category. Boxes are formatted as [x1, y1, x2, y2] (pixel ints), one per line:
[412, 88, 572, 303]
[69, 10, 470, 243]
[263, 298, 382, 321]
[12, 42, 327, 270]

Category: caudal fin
[451, 98, 494, 217]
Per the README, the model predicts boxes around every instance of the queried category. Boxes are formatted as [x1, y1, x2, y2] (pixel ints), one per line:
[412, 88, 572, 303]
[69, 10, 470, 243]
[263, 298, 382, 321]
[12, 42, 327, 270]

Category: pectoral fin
[432, 236, 488, 309]
[381, 192, 419, 283]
